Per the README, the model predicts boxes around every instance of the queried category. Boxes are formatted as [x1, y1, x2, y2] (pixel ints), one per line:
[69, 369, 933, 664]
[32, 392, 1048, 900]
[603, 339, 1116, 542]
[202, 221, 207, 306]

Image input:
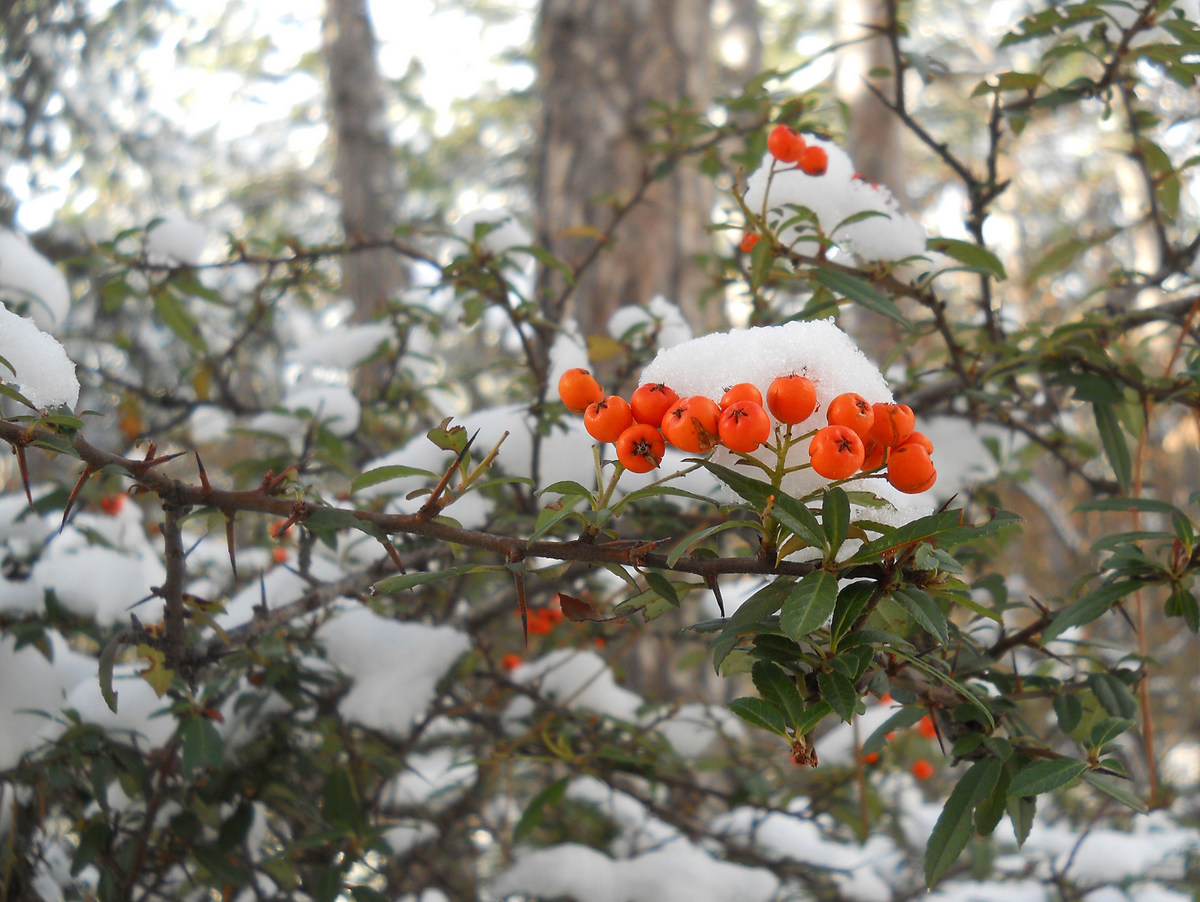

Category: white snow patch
[145, 214, 208, 266]
[0, 228, 70, 328]
[315, 605, 470, 737]
[0, 304, 79, 408]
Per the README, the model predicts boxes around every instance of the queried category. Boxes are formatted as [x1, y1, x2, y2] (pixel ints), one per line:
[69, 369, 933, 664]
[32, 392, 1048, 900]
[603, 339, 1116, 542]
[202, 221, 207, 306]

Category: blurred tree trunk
[837, 0, 904, 198]
[323, 0, 404, 323]
[534, 0, 717, 340]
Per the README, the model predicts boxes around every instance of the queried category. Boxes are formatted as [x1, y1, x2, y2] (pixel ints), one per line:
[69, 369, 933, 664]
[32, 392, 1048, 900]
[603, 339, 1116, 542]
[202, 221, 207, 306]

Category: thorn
[225, 514, 238, 581]
[15, 443, 33, 510]
[705, 574, 726, 617]
[61, 464, 95, 532]
[378, 537, 406, 573]
[514, 567, 529, 648]
[419, 430, 479, 519]
[195, 451, 212, 494]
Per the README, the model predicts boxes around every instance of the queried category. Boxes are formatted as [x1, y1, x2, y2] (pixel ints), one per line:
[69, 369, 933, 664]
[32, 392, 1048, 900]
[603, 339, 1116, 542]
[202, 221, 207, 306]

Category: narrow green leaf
[1075, 496, 1181, 516]
[1052, 693, 1083, 734]
[351, 464, 438, 493]
[1008, 758, 1088, 799]
[1044, 580, 1142, 642]
[1007, 794, 1036, 847]
[893, 586, 949, 645]
[751, 661, 808, 732]
[728, 696, 789, 737]
[1082, 772, 1147, 814]
[830, 580, 877, 647]
[153, 286, 208, 351]
[822, 487, 851, 557]
[924, 757, 1003, 887]
[861, 705, 926, 755]
[513, 777, 569, 842]
[974, 762, 1013, 837]
[1088, 717, 1133, 751]
[794, 700, 833, 736]
[375, 564, 489, 594]
[322, 767, 362, 830]
[666, 520, 751, 566]
[700, 461, 825, 549]
[1087, 672, 1138, 720]
[811, 267, 908, 325]
[816, 670, 858, 722]
[181, 718, 224, 775]
[781, 570, 838, 639]
[927, 237, 1007, 280]
[1093, 402, 1133, 492]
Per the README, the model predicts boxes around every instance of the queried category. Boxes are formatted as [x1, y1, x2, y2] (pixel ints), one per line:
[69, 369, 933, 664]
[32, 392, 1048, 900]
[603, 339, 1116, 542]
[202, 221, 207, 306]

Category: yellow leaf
[136, 644, 175, 697]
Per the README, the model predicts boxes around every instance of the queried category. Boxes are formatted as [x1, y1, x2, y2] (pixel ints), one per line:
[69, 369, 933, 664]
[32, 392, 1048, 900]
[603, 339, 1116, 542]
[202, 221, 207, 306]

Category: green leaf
[700, 461, 825, 549]
[1007, 793, 1036, 847]
[861, 705, 926, 755]
[749, 236, 774, 289]
[1052, 693, 1083, 734]
[181, 718, 224, 775]
[666, 520, 752, 566]
[728, 696, 789, 737]
[811, 267, 908, 325]
[153, 285, 208, 352]
[780, 570, 838, 639]
[194, 845, 249, 888]
[974, 762, 1013, 837]
[1008, 758, 1088, 799]
[71, 819, 110, 875]
[822, 487, 851, 557]
[1093, 402, 1132, 492]
[711, 580, 792, 673]
[893, 586, 949, 645]
[1087, 672, 1138, 720]
[1082, 772, 1147, 814]
[350, 888, 390, 902]
[538, 480, 595, 498]
[817, 670, 858, 722]
[830, 580, 877, 647]
[351, 464, 438, 493]
[927, 237, 1007, 280]
[925, 757, 1004, 886]
[1088, 717, 1133, 751]
[375, 564, 490, 594]
[513, 777, 569, 842]
[1044, 580, 1143, 642]
[751, 661, 808, 732]
[322, 767, 362, 831]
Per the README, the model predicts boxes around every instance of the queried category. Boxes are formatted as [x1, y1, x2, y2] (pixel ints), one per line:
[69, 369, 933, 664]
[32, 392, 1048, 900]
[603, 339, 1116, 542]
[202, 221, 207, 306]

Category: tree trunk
[323, 0, 404, 322]
[535, 0, 716, 340]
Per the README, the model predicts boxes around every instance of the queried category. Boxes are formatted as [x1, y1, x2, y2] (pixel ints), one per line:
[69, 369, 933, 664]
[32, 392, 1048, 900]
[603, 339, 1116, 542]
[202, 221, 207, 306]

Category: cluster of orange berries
[767, 124, 828, 175]
[557, 367, 937, 493]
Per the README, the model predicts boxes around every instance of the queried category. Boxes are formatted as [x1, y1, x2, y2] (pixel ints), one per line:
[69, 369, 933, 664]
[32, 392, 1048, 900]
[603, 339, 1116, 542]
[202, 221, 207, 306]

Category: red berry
[798, 145, 828, 176]
[911, 759, 935, 780]
[615, 423, 666, 473]
[766, 374, 817, 425]
[558, 368, 604, 414]
[826, 392, 874, 439]
[739, 232, 760, 253]
[630, 383, 679, 427]
[718, 401, 772, 454]
[767, 124, 806, 164]
[661, 396, 721, 453]
[719, 382, 763, 410]
[584, 395, 634, 443]
[808, 425, 865, 480]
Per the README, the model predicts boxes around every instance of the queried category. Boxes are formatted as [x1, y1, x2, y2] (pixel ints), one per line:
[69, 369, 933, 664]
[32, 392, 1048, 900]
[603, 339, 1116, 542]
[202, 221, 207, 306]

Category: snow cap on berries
[743, 135, 926, 262]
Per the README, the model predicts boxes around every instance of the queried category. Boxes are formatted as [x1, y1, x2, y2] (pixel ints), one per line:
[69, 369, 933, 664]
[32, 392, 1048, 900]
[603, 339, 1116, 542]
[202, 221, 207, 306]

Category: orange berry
[661, 396, 721, 453]
[615, 423, 666, 473]
[861, 752, 880, 765]
[808, 425, 865, 480]
[527, 610, 554, 635]
[630, 382, 679, 427]
[584, 395, 634, 443]
[861, 440, 888, 472]
[501, 652, 523, 672]
[766, 373, 817, 425]
[886, 443, 937, 494]
[868, 403, 916, 447]
[798, 145, 828, 176]
[99, 494, 127, 516]
[718, 401, 772, 454]
[767, 124, 805, 164]
[719, 382, 763, 410]
[826, 392, 875, 439]
[900, 431, 934, 454]
[739, 232, 760, 253]
[911, 758, 935, 780]
[558, 367, 604, 414]
[917, 716, 938, 739]
[272, 547, 288, 564]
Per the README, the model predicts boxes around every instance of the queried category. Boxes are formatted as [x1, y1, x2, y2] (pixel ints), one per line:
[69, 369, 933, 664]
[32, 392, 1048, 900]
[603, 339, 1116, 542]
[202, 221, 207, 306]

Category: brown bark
[535, 0, 717, 339]
[323, 0, 404, 321]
